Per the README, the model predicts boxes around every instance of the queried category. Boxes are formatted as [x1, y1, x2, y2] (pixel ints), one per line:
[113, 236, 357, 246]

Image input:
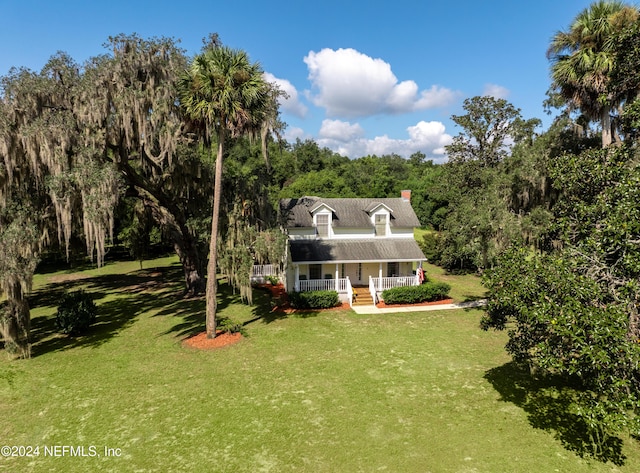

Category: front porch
[293, 274, 419, 306]
[288, 261, 421, 307]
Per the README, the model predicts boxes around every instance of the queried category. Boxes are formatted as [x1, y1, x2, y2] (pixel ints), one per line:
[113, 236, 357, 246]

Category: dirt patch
[182, 330, 243, 350]
[47, 273, 93, 284]
[376, 298, 454, 309]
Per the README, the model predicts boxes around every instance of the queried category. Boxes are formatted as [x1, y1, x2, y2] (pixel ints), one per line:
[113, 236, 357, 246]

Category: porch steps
[352, 287, 375, 306]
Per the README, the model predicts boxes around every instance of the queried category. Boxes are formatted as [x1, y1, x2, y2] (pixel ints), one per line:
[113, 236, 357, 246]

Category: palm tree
[547, 1, 638, 147]
[179, 46, 270, 338]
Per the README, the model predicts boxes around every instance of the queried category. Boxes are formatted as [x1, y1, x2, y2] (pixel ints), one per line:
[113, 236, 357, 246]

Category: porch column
[335, 264, 339, 291]
[294, 264, 300, 292]
[378, 263, 383, 290]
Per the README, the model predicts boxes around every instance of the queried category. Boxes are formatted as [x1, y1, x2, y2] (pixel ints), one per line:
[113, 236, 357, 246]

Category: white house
[277, 191, 426, 306]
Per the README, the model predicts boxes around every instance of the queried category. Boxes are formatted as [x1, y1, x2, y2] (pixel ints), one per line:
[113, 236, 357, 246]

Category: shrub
[288, 290, 340, 309]
[381, 282, 451, 305]
[217, 316, 247, 336]
[56, 290, 97, 335]
[266, 275, 280, 285]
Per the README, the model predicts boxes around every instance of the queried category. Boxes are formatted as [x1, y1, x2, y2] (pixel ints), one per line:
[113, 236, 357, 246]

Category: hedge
[381, 282, 451, 305]
[288, 290, 340, 309]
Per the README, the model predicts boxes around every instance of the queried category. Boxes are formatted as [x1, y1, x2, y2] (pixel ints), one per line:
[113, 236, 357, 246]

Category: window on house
[309, 264, 322, 280]
[387, 262, 398, 277]
[375, 214, 387, 236]
[357, 263, 362, 281]
[316, 214, 329, 238]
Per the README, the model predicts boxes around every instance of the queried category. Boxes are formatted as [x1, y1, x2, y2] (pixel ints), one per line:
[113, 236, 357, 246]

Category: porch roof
[289, 238, 426, 264]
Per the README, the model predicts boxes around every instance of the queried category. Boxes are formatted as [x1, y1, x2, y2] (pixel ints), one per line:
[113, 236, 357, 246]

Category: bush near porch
[382, 282, 451, 305]
[288, 290, 340, 309]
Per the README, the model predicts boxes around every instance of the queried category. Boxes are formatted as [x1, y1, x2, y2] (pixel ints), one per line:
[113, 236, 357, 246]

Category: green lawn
[1, 256, 639, 472]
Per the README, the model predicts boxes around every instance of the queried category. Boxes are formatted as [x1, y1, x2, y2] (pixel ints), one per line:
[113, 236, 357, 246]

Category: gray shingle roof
[290, 239, 426, 263]
[280, 197, 421, 228]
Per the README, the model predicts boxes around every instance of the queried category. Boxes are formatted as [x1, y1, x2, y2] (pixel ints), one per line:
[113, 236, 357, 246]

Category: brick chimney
[401, 190, 411, 202]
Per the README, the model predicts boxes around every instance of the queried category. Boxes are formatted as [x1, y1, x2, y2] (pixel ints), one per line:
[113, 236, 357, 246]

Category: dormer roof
[309, 202, 336, 214]
[280, 197, 420, 229]
[365, 202, 393, 214]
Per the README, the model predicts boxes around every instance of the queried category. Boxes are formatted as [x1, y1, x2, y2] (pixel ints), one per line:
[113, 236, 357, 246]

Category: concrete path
[350, 299, 486, 314]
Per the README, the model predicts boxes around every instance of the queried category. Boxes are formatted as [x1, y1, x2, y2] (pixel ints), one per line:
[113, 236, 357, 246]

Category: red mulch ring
[376, 298, 454, 308]
[182, 330, 243, 350]
[263, 283, 287, 298]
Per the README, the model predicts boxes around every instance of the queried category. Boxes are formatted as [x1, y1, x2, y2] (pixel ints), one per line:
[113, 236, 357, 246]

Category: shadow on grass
[29, 264, 186, 357]
[28, 263, 299, 354]
[158, 281, 291, 340]
[460, 294, 488, 303]
[484, 362, 625, 466]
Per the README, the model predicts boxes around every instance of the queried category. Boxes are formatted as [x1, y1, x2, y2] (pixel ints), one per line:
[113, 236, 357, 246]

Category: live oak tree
[482, 146, 640, 459]
[0, 53, 120, 358]
[0, 34, 217, 357]
[438, 96, 541, 271]
[445, 96, 540, 168]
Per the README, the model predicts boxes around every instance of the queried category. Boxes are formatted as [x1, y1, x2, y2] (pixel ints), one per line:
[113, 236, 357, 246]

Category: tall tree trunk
[206, 133, 225, 338]
[139, 193, 206, 296]
[0, 292, 31, 359]
[601, 107, 613, 148]
[172, 233, 206, 297]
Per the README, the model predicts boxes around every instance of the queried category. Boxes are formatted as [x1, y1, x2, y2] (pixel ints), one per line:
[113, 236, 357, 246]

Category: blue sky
[2, 0, 598, 162]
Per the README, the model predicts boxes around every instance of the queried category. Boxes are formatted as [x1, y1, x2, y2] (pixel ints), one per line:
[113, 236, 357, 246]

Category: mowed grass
[1, 256, 640, 472]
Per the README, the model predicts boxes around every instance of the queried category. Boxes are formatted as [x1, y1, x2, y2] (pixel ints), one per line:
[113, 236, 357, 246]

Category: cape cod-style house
[276, 191, 426, 306]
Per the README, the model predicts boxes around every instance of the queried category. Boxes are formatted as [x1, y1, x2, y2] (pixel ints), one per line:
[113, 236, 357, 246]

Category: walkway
[350, 299, 486, 314]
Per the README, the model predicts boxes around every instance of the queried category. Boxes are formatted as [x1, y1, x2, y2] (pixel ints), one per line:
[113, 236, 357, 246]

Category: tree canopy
[547, 1, 639, 147]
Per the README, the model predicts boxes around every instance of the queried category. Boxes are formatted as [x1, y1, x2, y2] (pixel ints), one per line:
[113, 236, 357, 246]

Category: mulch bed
[182, 330, 243, 350]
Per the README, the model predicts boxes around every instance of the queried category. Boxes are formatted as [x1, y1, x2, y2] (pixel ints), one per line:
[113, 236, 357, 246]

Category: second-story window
[375, 214, 387, 236]
[316, 214, 329, 238]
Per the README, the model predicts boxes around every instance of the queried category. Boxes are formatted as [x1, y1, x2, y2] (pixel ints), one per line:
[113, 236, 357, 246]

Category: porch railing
[346, 276, 353, 307]
[298, 277, 350, 293]
[370, 275, 419, 292]
[369, 276, 378, 304]
[252, 264, 279, 278]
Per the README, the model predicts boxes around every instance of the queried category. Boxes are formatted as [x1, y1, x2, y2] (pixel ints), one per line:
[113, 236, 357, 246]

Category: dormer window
[316, 214, 330, 238]
[375, 214, 387, 236]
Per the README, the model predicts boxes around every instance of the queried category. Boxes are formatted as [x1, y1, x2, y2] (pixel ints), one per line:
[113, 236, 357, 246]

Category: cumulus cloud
[283, 126, 307, 142]
[483, 83, 510, 100]
[316, 120, 453, 163]
[304, 48, 459, 118]
[318, 119, 364, 142]
[264, 72, 308, 118]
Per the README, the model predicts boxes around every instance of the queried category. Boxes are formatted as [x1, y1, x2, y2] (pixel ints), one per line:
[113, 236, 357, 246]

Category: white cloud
[316, 120, 453, 163]
[264, 72, 308, 118]
[407, 121, 452, 155]
[283, 126, 307, 142]
[483, 83, 510, 100]
[318, 119, 364, 142]
[415, 85, 461, 109]
[304, 48, 458, 118]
